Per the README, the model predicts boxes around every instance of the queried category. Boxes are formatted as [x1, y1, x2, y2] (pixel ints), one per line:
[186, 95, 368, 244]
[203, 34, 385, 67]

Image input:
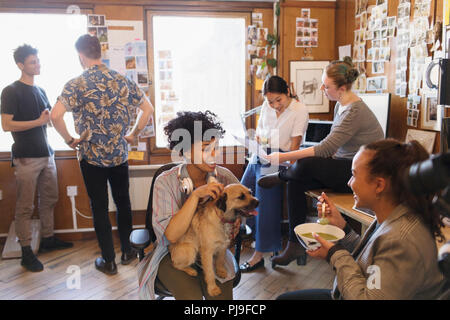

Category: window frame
[145, 9, 251, 157]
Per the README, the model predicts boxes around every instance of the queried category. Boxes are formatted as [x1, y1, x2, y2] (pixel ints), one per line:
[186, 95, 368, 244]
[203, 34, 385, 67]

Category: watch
[66, 137, 74, 145]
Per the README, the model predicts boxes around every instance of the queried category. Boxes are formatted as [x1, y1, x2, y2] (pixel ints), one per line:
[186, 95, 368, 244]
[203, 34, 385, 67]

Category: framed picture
[405, 129, 436, 154]
[421, 93, 441, 131]
[290, 60, 329, 113]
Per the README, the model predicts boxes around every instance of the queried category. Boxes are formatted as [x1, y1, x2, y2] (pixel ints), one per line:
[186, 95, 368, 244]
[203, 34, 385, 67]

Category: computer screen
[302, 120, 333, 147]
[358, 93, 391, 137]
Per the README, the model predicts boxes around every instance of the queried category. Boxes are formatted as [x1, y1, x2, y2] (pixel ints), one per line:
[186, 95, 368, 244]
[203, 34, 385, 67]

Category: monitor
[358, 93, 391, 137]
[302, 120, 333, 147]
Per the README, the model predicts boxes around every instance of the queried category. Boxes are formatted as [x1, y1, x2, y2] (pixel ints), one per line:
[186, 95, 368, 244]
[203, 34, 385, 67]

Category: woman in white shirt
[240, 75, 309, 272]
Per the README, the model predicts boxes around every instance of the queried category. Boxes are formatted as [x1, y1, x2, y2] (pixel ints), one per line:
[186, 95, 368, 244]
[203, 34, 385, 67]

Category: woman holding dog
[138, 111, 240, 300]
[258, 57, 384, 267]
[277, 139, 445, 299]
[239, 75, 309, 272]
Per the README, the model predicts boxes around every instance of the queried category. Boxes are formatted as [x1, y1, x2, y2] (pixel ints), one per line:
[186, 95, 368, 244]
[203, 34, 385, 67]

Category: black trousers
[80, 159, 133, 262]
[281, 157, 352, 242]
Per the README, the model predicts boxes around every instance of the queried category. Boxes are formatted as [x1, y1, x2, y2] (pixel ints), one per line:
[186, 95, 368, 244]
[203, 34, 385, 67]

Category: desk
[306, 190, 373, 234]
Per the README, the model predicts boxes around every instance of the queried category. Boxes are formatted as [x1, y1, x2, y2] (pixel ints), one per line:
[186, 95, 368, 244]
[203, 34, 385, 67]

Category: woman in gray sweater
[258, 57, 384, 266]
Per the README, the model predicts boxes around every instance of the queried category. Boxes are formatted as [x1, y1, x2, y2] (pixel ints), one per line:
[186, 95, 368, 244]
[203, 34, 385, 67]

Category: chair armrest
[130, 229, 151, 250]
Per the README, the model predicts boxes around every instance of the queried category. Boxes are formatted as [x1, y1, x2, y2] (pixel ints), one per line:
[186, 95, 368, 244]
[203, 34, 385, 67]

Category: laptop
[301, 120, 333, 148]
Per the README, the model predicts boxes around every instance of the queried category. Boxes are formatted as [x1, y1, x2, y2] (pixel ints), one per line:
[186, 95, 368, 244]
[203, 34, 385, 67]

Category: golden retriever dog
[169, 183, 259, 297]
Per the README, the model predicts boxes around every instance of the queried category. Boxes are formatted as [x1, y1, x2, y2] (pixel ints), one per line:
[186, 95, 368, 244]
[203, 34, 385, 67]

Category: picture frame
[421, 93, 441, 131]
[290, 60, 329, 113]
[405, 129, 436, 154]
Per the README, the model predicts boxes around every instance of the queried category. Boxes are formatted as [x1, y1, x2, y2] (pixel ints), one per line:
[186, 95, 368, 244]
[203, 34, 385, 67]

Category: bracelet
[66, 137, 74, 145]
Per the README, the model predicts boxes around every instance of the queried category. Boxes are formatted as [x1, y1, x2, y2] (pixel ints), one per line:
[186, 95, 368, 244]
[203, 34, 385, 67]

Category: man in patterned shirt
[51, 34, 153, 275]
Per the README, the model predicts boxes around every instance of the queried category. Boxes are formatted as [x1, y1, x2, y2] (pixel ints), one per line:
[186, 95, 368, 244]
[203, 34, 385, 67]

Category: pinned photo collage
[366, 3, 395, 75]
[87, 14, 109, 64]
[295, 9, 319, 48]
[248, 12, 269, 68]
[406, 94, 421, 127]
[408, 0, 432, 95]
[395, 1, 411, 97]
[124, 41, 149, 90]
[157, 50, 177, 128]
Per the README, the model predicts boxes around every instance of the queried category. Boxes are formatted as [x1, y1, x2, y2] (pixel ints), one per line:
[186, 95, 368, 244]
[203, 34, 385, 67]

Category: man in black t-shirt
[0, 44, 72, 272]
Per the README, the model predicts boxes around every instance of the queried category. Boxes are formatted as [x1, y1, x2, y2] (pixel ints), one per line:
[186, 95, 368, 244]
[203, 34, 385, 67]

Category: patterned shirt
[58, 64, 144, 167]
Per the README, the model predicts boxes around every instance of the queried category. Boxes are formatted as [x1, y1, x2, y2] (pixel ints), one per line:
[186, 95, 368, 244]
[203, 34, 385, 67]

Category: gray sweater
[314, 100, 384, 159]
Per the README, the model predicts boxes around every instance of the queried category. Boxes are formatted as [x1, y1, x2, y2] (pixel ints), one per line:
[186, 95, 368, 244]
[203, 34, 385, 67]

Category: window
[150, 14, 248, 148]
[0, 12, 87, 152]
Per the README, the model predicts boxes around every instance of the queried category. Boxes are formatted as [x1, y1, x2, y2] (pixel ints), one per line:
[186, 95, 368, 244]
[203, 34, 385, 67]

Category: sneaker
[21, 246, 44, 272]
[39, 236, 74, 253]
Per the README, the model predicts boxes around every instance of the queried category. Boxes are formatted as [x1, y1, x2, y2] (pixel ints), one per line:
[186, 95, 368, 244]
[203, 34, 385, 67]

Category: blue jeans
[241, 157, 283, 253]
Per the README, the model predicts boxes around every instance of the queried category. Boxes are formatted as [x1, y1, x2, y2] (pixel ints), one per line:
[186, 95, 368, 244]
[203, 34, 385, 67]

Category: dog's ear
[216, 193, 227, 212]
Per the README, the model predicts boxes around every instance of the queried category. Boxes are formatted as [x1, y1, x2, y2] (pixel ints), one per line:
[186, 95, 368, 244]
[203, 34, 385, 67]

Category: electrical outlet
[67, 186, 78, 197]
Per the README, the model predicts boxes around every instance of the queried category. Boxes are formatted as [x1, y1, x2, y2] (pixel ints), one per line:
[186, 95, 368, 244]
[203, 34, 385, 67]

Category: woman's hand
[264, 152, 283, 165]
[317, 192, 347, 230]
[191, 182, 224, 201]
[306, 232, 335, 260]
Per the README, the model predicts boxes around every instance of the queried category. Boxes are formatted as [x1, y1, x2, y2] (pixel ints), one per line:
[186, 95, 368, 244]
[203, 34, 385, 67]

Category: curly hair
[163, 110, 225, 154]
[13, 44, 38, 64]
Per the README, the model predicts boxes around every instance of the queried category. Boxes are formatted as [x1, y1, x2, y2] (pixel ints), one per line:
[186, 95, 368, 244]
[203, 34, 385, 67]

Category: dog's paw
[215, 267, 228, 279]
[208, 285, 222, 297]
[183, 267, 198, 277]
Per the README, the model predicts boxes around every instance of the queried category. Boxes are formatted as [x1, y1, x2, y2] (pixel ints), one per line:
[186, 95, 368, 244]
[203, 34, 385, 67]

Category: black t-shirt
[0, 81, 53, 158]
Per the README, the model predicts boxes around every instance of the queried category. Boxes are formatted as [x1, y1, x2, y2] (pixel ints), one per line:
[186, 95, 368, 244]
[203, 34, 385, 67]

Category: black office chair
[130, 162, 243, 299]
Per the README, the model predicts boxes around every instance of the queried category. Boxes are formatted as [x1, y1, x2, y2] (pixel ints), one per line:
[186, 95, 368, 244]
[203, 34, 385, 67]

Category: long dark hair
[363, 139, 445, 242]
[262, 75, 297, 99]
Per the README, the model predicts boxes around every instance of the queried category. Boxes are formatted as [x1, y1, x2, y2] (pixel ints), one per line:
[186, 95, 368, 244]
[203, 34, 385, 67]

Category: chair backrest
[145, 162, 180, 243]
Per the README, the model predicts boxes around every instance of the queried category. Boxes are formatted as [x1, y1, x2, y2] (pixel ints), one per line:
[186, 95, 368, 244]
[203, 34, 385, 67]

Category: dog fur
[169, 183, 258, 297]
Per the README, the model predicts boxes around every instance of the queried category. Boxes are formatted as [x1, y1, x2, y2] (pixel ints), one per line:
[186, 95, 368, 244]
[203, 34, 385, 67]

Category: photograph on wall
[290, 61, 329, 113]
[366, 76, 387, 91]
[421, 93, 441, 131]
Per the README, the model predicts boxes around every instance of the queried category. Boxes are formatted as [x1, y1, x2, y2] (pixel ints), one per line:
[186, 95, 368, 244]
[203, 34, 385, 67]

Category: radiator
[107, 164, 163, 212]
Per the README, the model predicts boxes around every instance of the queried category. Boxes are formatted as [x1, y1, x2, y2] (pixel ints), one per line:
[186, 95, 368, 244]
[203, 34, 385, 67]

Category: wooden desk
[305, 190, 374, 234]
[305, 189, 450, 250]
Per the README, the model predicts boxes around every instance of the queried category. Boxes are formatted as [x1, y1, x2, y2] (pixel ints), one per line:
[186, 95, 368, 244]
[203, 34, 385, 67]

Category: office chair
[130, 162, 243, 299]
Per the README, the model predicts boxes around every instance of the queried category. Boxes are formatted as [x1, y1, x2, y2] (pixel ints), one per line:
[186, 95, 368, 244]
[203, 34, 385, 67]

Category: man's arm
[124, 96, 154, 144]
[1, 110, 50, 133]
[50, 100, 78, 148]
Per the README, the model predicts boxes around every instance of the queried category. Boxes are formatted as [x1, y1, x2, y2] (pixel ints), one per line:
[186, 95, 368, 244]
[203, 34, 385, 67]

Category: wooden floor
[0, 238, 335, 300]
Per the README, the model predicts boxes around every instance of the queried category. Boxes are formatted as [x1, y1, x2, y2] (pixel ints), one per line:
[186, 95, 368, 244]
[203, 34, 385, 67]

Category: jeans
[80, 159, 133, 262]
[280, 157, 353, 242]
[241, 156, 283, 253]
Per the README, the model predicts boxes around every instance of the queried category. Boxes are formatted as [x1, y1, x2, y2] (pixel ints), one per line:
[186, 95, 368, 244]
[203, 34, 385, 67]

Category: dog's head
[215, 184, 259, 222]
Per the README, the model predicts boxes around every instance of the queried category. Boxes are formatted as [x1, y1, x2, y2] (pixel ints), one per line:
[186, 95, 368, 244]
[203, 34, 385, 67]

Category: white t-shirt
[256, 99, 309, 151]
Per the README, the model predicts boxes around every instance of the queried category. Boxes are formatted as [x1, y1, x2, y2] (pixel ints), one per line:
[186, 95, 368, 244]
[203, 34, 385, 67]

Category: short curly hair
[13, 44, 38, 64]
[164, 110, 225, 154]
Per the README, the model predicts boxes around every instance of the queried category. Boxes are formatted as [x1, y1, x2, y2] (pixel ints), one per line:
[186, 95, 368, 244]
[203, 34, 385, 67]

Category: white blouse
[256, 99, 309, 151]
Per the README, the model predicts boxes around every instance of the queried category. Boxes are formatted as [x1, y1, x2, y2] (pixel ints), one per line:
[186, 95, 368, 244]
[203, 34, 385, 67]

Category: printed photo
[125, 56, 136, 69]
[301, 8, 310, 19]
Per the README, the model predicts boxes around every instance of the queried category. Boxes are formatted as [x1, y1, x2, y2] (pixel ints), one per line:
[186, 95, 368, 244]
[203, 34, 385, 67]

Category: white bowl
[294, 223, 345, 251]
